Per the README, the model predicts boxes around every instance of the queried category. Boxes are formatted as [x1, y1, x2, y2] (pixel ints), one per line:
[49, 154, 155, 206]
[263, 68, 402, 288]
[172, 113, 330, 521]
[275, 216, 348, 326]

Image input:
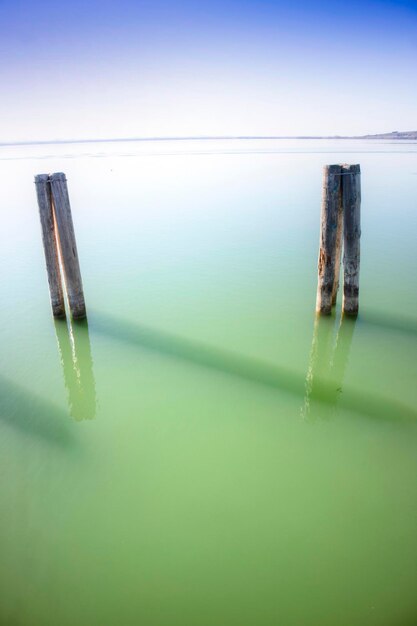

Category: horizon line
[1, 131, 416, 148]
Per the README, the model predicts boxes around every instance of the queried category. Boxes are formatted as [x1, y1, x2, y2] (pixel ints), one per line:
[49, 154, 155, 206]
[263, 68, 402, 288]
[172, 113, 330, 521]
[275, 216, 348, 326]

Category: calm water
[0, 139, 416, 626]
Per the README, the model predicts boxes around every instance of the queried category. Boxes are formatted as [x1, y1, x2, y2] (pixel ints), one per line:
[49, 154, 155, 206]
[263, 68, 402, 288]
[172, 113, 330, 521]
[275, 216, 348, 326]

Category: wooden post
[342, 164, 361, 316]
[50, 173, 86, 320]
[332, 196, 343, 306]
[316, 164, 342, 314]
[35, 174, 66, 318]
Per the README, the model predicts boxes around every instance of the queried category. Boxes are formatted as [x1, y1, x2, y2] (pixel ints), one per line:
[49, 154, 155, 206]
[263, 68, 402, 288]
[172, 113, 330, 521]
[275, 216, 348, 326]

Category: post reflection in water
[302, 314, 356, 420]
[54, 318, 97, 421]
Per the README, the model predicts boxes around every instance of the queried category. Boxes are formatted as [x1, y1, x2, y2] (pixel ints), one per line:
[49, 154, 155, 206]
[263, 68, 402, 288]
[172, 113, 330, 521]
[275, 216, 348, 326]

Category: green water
[0, 139, 416, 625]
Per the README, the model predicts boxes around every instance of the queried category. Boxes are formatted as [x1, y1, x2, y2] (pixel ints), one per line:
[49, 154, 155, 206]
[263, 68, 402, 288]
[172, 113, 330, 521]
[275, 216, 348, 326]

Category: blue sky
[0, 0, 416, 141]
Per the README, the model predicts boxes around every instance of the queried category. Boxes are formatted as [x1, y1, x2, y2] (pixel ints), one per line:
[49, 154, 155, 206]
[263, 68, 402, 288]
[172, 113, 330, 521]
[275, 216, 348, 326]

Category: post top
[50, 172, 67, 181]
[324, 164, 360, 175]
[34, 173, 50, 183]
[323, 164, 342, 172]
[341, 163, 361, 173]
[35, 172, 68, 183]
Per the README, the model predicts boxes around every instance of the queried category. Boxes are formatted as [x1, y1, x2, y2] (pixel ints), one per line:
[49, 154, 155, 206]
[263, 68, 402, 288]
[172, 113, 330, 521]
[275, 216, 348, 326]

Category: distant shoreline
[1, 131, 416, 147]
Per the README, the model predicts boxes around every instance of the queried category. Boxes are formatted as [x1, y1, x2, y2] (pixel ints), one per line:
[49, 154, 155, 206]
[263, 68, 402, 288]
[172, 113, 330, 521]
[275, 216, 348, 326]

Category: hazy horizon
[1, 130, 417, 148]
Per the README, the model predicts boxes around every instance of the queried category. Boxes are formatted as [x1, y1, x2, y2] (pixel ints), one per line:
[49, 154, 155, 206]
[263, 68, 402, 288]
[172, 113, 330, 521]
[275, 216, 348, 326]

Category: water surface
[0, 138, 416, 626]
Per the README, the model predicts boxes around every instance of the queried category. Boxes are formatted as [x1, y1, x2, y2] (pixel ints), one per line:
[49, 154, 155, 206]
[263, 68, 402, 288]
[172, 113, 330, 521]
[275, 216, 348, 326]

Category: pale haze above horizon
[0, 0, 416, 142]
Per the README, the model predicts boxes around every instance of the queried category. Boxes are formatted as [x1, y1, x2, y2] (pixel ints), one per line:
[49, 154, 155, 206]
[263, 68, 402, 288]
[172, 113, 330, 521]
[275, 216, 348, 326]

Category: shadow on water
[90, 311, 416, 424]
[359, 308, 417, 338]
[0, 375, 75, 447]
[54, 318, 97, 421]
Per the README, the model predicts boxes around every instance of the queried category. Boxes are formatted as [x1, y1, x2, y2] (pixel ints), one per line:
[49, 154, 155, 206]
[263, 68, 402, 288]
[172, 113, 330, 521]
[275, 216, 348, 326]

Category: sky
[0, 0, 416, 141]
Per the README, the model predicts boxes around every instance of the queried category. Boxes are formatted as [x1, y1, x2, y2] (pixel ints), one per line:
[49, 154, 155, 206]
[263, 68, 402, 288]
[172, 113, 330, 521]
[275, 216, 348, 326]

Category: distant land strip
[1, 130, 416, 147]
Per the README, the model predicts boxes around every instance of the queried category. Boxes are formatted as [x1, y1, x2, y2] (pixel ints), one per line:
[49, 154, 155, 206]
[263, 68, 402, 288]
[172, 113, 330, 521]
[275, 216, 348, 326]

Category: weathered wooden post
[332, 195, 343, 306]
[316, 164, 342, 314]
[35, 174, 66, 318]
[342, 164, 361, 316]
[50, 173, 86, 320]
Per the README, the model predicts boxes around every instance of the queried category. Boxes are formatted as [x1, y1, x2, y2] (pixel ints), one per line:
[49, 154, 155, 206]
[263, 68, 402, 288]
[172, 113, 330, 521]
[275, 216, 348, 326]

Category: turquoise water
[0, 139, 416, 625]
